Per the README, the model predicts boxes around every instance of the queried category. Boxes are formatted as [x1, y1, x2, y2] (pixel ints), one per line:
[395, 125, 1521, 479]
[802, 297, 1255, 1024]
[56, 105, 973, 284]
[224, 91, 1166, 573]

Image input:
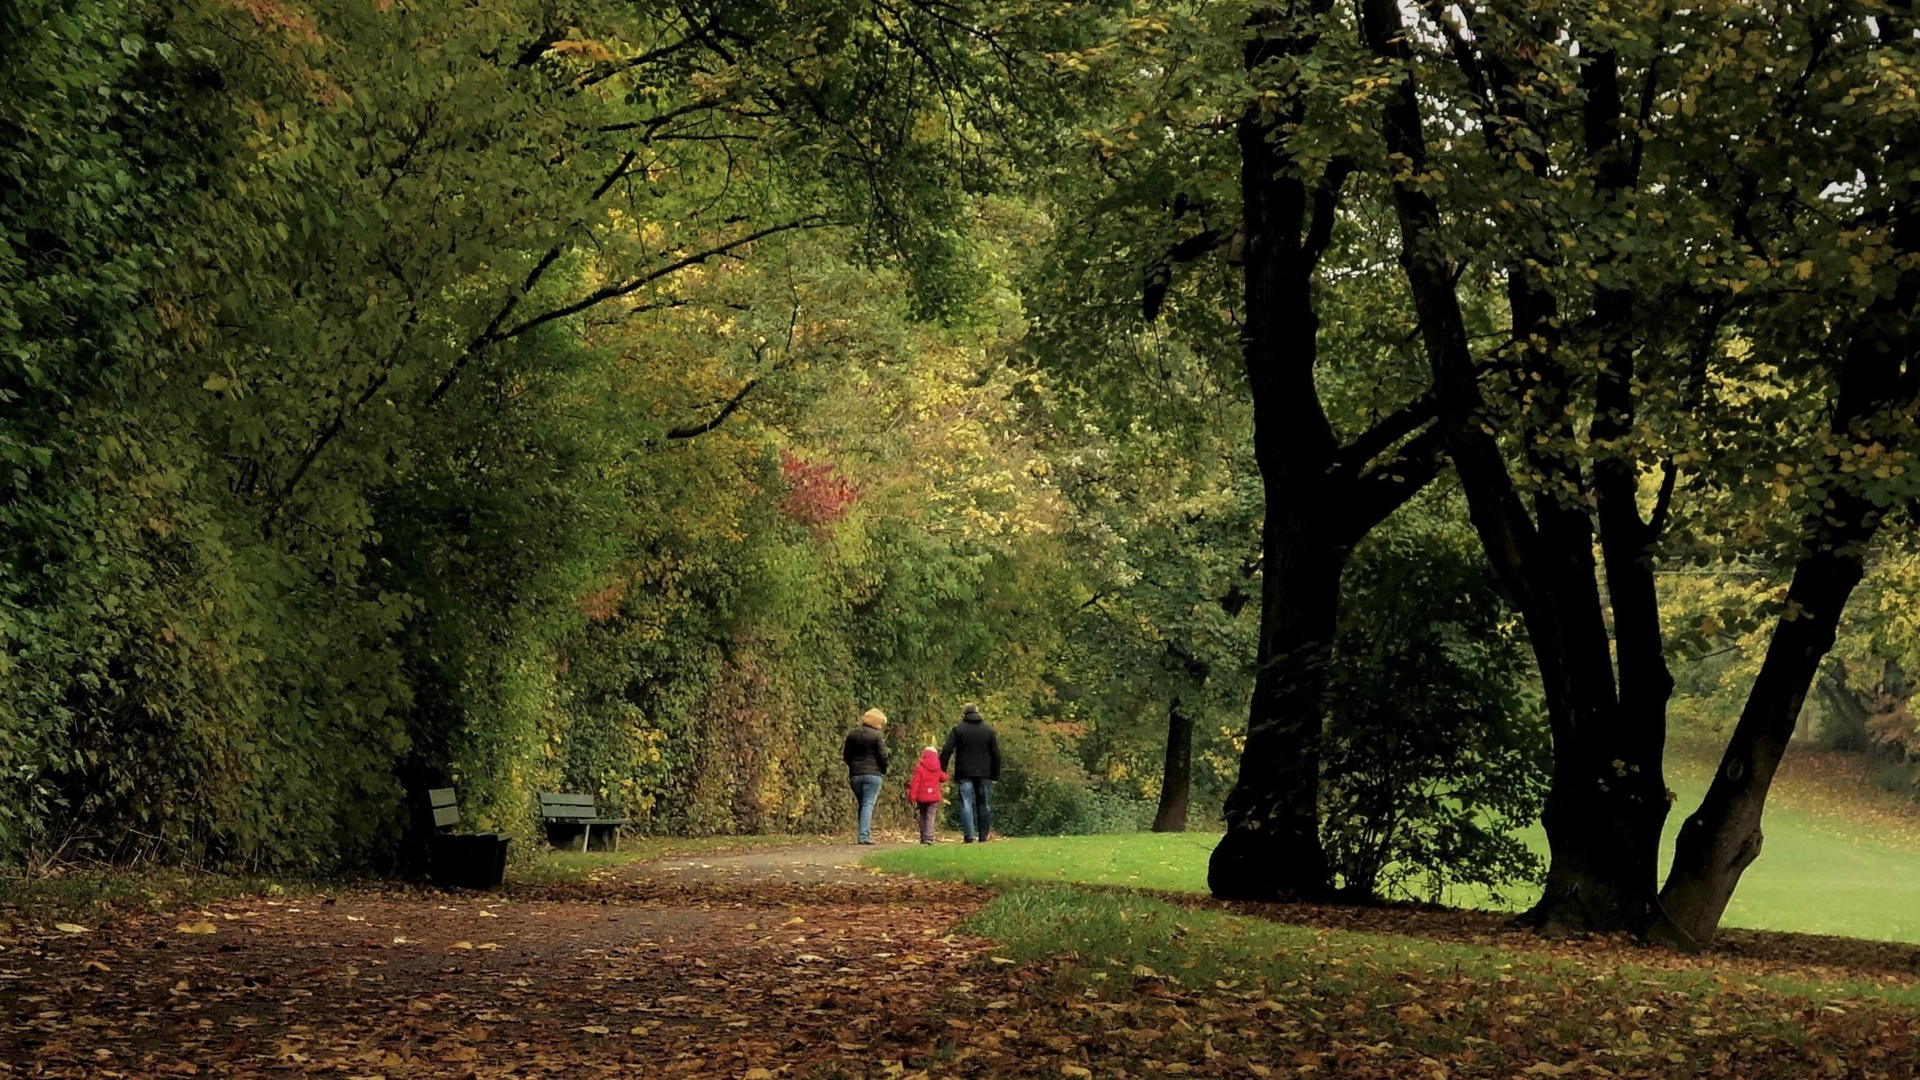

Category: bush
[977, 730, 1149, 836]
[1319, 499, 1550, 903]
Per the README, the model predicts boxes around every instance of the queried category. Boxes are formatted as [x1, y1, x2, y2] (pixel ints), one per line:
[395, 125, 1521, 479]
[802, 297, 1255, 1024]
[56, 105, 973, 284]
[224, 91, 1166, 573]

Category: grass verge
[865, 832, 1215, 892]
[0, 867, 326, 926]
[944, 885, 1920, 1078]
[871, 747, 1920, 945]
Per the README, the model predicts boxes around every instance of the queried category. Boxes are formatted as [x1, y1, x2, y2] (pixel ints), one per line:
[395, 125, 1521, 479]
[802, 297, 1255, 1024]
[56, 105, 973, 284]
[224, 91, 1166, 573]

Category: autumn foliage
[777, 451, 859, 531]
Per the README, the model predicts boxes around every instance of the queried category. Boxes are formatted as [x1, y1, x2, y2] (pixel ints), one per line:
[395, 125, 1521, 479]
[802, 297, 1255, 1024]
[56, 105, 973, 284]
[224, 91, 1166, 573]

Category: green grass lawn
[944, 884, 1920, 1077]
[869, 761, 1920, 945]
[866, 832, 1218, 892]
[869, 786, 1920, 1072]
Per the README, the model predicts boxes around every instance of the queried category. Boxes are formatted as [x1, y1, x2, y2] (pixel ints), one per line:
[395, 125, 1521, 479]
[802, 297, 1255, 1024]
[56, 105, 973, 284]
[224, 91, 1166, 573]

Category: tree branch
[1303, 156, 1355, 270]
[1330, 393, 1436, 480]
[1340, 426, 1449, 544]
[665, 378, 760, 439]
[514, 27, 566, 68]
[492, 217, 823, 344]
[1647, 457, 1680, 539]
[1143, 228, 1231, 322]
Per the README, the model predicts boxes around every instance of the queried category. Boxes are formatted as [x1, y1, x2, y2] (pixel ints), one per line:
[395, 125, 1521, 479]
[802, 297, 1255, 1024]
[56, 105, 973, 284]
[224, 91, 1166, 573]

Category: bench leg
[579, 826, 590, 853]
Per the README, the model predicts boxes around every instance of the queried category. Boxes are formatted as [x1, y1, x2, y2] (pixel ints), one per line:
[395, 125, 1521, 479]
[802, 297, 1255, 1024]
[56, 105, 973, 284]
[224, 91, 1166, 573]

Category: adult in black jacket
[843, 708, 890, 844]
[939, 703, 1001, 842]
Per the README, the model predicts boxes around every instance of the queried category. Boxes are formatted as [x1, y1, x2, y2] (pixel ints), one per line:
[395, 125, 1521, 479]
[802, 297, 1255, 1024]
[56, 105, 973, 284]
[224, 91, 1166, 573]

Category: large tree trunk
[1813, 657, 1873, 752]
[1655, 200, 1920, 946]
[1653, 547, 1867, 947]
[1355, 0, 1673, 933]
[1153, 683, 1199, 833]
[1207, 41, 1342, 896]
[1210, 521, 1350, 895]
[1207, 0, 1443, 902]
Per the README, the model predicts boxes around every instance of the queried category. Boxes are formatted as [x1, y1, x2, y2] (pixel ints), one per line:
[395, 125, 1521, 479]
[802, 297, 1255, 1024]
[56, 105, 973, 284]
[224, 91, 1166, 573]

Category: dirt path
[631, 843, 914, 887]
[0, 845, 1019, 1080]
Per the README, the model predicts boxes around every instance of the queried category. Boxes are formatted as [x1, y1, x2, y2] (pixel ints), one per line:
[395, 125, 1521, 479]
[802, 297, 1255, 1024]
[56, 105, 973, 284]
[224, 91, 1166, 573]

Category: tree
[1022, 2, 1451, 898]
[0, 0, 1072, 865]
[1337, 0, 1920, 936]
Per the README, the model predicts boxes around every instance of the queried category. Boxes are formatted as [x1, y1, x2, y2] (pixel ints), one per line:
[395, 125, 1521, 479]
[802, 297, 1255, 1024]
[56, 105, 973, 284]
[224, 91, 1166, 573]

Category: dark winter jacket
[843, 725, 889, 777]
[940, 711, 1001, 781]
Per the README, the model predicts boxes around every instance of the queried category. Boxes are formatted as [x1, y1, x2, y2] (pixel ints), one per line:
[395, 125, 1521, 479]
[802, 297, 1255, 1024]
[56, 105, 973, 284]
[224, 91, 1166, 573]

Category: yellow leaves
[176, 921, 218, 935]
[551, 39, 617, 63]
[53, 923, 91, 934]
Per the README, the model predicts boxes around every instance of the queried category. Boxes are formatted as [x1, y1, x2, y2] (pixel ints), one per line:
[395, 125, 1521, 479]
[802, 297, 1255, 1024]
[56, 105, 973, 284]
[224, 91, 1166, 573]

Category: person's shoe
[964, 837, 976, 844]
[920, 839, 934, 846]
[858, 839, 874, 845]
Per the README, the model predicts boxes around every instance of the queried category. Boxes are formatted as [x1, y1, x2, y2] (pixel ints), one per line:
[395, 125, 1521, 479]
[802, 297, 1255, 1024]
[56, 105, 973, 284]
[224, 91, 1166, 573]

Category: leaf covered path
[10, 845, 1920, 1079]
[1, 846, 1009, 1079]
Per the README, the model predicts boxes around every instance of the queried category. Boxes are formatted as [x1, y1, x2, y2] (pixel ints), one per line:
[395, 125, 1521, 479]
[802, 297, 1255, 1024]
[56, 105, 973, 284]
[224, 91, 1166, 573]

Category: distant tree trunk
[1813, 659, 1872, 752]
[1152, 691, 1196, 833]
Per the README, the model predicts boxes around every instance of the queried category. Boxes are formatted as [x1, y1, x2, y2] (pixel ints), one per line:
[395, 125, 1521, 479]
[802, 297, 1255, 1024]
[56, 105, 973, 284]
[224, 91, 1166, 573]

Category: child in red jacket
[908, 747, 947, 845]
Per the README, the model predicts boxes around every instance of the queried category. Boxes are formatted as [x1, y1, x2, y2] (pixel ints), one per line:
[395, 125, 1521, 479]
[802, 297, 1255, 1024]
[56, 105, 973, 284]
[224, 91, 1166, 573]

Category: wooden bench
[426, 788, 510, 889]
[538, 792, 623, 852]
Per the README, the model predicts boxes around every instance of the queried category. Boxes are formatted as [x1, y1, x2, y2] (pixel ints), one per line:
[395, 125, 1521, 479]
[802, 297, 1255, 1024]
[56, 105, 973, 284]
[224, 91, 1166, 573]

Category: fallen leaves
[0, 869, 1001, 1080]
[176, 920, 218, 935]
[13, 853, 1920, 1080]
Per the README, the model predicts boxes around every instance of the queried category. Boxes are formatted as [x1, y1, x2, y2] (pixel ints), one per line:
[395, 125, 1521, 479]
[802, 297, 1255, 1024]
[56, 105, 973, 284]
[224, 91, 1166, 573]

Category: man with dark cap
[939, 703, 1001, 842]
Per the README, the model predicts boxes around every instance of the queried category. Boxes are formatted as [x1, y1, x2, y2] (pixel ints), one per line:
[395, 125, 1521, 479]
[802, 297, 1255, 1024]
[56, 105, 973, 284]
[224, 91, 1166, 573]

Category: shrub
[1319, 500, 1550, 903]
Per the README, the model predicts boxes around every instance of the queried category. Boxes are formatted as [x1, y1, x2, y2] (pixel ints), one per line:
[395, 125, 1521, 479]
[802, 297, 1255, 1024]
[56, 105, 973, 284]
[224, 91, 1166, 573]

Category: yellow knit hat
[860, 707, 887, 729]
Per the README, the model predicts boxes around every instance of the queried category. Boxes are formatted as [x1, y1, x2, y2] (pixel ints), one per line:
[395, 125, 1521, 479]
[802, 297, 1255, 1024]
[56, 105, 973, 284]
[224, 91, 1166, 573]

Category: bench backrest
[428, 787, 461, 830]
[538, 791, 600, 820]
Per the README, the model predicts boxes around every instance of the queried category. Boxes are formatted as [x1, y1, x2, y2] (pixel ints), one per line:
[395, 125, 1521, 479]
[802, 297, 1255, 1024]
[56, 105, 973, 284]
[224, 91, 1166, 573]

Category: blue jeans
[957, 778, 992, 841]
[849, 774, 883, 843]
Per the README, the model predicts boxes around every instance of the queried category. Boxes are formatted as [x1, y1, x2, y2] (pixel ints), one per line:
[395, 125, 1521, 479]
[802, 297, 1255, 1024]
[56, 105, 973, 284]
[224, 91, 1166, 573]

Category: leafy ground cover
[0, 834, 839, 924]
[958, 885, 1920, 1078]
[9, 841, 1920, 1078]
[872, 744, 1920, 945]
